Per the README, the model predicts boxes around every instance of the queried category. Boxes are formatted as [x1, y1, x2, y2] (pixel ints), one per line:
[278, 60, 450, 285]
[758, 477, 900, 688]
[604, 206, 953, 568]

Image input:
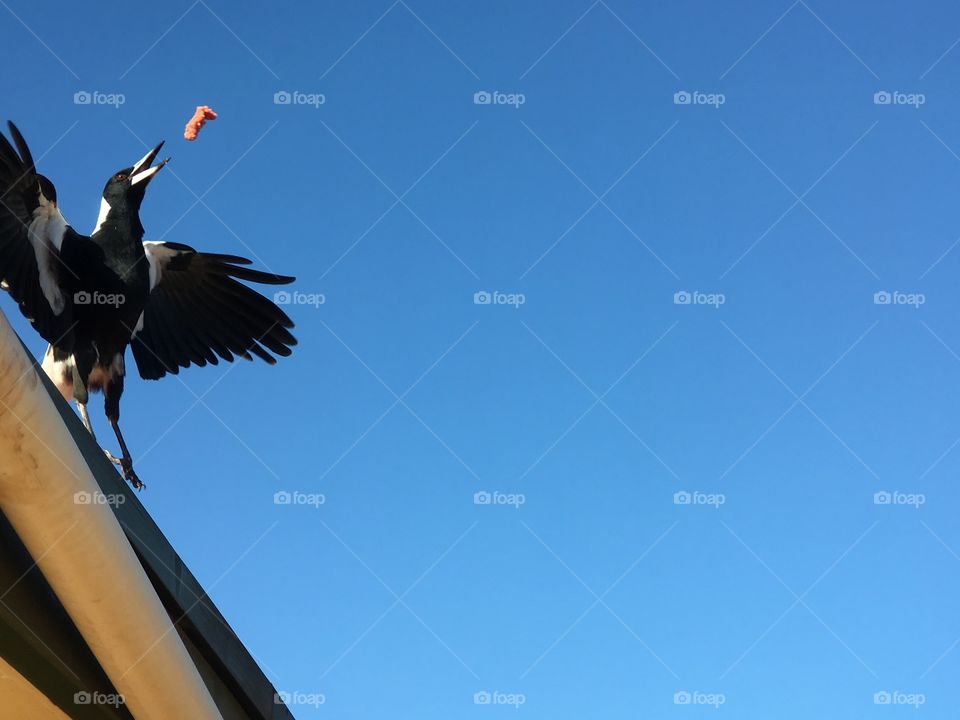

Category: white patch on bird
[42, 347, 125, 398]
[143, 241, 180, 290]
[35, 191, 67, 249]
[41, 345, 75, 401]
[28, 195, 68, 314]
[133, 312, 145, 334]
[87, 353, 125, 391]
[93, 197, 111, 234]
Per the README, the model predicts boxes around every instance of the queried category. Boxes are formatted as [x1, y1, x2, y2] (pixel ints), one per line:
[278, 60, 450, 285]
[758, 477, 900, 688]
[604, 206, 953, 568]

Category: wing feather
[0, 122, 76, 348]
[131, 242, 297, 380]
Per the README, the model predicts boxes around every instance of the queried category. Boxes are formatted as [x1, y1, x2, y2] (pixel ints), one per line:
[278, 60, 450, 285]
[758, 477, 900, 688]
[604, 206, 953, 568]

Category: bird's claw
[119, 457, 144, 490]
[103, 449, 143, 489]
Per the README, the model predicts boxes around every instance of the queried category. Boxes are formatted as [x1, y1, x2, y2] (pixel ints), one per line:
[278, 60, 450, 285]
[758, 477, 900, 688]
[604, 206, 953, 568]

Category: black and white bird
[0, 122, 296, 488]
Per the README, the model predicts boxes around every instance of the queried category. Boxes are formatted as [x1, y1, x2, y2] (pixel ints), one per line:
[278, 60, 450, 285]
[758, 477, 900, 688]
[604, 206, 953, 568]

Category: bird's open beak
[130, 141, 170, 186]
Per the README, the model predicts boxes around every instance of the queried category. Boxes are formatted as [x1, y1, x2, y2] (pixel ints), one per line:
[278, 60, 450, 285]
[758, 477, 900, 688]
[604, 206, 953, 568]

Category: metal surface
[0, 307, 224, 720]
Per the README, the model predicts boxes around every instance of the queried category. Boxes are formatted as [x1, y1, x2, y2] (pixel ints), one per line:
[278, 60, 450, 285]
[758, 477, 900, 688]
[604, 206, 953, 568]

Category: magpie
[0, 122, 296, 488]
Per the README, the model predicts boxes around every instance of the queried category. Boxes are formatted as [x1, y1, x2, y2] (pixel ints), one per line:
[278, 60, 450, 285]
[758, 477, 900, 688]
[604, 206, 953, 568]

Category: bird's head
[101, 141, 169, 211]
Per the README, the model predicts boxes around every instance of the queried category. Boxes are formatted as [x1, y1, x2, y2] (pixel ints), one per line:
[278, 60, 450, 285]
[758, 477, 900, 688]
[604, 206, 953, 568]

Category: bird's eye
[115, 172, 127, 181]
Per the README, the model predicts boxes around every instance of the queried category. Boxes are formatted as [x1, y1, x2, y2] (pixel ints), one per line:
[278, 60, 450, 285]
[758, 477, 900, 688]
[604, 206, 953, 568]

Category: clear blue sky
[3, 0, 960, 717]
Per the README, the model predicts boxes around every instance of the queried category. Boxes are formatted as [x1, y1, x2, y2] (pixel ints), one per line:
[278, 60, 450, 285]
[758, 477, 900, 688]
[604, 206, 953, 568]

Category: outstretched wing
[0, 121, 76, 348]
[131, 241, 297, 380]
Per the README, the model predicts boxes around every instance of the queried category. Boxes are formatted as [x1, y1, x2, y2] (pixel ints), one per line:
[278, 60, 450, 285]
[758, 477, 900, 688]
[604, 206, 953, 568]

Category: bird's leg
[104, 372, 143, 490]
[108, 417, 143, 490]
[72, 351, 124, 467]
[77, 401, 95, 436]
[77, 401, 122, 465]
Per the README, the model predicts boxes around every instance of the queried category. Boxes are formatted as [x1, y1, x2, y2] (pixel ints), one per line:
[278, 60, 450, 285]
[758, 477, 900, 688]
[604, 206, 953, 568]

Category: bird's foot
[120, 457, 144, 490]
[104, 449, 122, 465]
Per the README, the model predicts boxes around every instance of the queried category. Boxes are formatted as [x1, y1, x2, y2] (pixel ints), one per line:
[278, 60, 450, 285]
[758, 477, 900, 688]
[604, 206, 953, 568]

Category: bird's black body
[57, 217, 150, 419]
[0, 122, 297, 487]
